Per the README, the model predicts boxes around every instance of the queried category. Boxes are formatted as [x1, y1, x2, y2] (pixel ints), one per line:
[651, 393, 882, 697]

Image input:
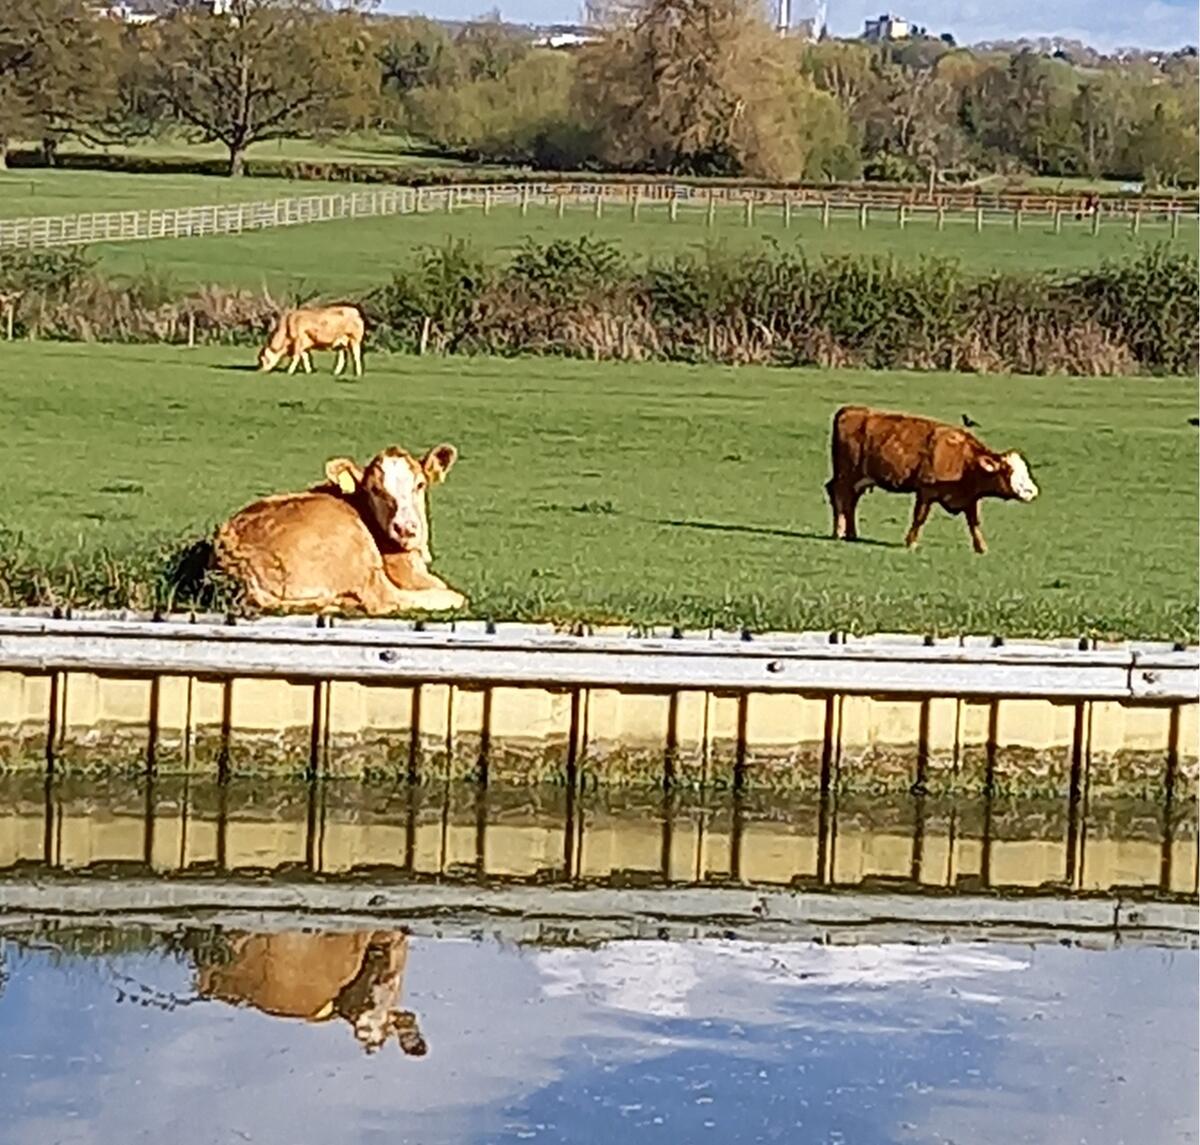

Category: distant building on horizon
[863, 12, 910, 42]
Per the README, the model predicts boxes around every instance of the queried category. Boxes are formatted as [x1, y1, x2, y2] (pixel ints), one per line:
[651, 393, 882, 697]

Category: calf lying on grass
[214, 443, 466, 614]
[258, 304, 365, 377]
[826, 404, 1039, 554]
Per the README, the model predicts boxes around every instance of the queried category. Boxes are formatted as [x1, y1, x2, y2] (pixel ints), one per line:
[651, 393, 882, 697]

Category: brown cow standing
[195, 928, 426, 1056]
[825, 405, 1038, 553]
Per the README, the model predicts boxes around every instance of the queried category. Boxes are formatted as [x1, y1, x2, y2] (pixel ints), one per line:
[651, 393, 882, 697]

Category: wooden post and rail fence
[0, 181, 1195, 252]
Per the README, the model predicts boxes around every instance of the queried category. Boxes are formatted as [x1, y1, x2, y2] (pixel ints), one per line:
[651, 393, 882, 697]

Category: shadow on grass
[215, 363, 261, 373]
[655, 517, 903, 549]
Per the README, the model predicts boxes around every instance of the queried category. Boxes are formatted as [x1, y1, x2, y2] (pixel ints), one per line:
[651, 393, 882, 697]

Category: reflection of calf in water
[194, 929, 427, 1056]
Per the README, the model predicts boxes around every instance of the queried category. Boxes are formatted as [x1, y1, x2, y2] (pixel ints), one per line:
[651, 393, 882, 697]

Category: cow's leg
[350, 340, 363, 377]
[286, 352, 300, 375]
[965, 501, 987, 554]
[333, 347, 346, 376]
[360, 571, 466, 615]
[301, 350, 314, 375]
[826, 478, 859, 541]
[905, 495, 932, 549]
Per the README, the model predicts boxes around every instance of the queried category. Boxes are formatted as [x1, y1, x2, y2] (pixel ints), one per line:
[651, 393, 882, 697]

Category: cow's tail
[162, 535, 229, 612]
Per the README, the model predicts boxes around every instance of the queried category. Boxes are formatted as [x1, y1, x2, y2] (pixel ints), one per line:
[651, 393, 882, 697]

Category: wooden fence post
[1053, 208, 1062, 234]
[1013, 206, 1022, 233]
[1091, 204, 1101, 236]
[1171, 209, 1181, 239]
[858, 202, 868, 230]
[187, 312, 195, 348]
[483, 187, 491, 217]
[936, 204, 945, 231]
[669, 195, 678, 223]
[419, 316, 432, 355]
[520, 185, 530, 217]
[557, 191, 566, 219]
[1130, 209, 1141, 236]
[745, 197, 754, 227]
[594, 191, 603, 219]
[821, 199, 830, 229]
[897, 204, 906, 230]
[415, 187, 424, 213]
[783, 197, 792, 229]
[706, 193, 716, 228]
[630, 187, 640, 222]
[445, 187, 455, 213]
[974, 206, 984, 233]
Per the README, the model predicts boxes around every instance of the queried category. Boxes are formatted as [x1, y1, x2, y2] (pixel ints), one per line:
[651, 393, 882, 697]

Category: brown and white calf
[825, 405, 1038, 553]
[257, 304, 365, 377]
[214, 442, 467, 614]
[195, 929, 426, 1057]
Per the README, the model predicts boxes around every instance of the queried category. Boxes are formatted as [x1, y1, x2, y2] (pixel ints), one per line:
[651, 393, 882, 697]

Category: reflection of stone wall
[0, 671, 1195, 795]
[0, 778, 1194, 898]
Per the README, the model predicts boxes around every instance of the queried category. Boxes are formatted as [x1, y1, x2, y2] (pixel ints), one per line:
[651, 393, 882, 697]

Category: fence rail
[2, 180, 1197, 251]
[0, 612, 1195, 700]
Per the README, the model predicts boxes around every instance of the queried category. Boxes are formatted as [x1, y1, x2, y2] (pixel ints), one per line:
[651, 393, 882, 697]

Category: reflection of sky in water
[0, 933, 1195, 1145]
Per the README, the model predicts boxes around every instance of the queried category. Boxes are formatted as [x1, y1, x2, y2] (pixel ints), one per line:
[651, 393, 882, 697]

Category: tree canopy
[1, 0, 1196, 186]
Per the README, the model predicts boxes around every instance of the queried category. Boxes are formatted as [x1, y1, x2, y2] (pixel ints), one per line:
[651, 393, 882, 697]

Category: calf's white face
[1003, 451, 1038, 502]
[326, 444, 458, 553]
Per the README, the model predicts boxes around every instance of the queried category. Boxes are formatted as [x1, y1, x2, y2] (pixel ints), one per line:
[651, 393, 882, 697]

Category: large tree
[152, 0, 376, 176]
[574, 0, 854, 180]
[0, 0, 117, 167]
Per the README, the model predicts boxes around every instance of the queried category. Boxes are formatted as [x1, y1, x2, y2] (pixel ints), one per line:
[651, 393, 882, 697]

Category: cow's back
[215, 490, 382, 607]
[197, 932, 374, 1019]
[288, 305, 364, 348]
[831, 406, 974, 492]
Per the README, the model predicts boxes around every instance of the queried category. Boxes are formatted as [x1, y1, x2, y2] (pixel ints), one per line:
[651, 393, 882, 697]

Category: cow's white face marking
[1004, 452, 1038, 502]
[370, 453, 427, 548]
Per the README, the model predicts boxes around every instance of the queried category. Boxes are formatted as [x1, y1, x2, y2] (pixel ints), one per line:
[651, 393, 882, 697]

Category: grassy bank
[0, 344, 1194, 639]
[82, 204, 1198, 290]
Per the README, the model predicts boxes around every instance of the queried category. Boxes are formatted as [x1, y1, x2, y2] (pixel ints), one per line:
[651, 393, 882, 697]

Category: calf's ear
[978, 456, 1000, 473]
[325, 457, 363, 494]
[421, 443, 458, 485]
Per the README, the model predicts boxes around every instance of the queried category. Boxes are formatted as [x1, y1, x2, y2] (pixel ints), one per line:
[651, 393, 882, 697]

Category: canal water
[0, 779, 1196, 1144]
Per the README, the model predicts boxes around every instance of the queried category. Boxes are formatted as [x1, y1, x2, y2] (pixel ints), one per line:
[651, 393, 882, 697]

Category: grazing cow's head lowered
[257, 319, 289, 372]
[977, 450, 1039, 503]
[325, 444, 458, 554]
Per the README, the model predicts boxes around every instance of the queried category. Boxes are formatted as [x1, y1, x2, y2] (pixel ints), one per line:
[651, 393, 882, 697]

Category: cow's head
[978, 450, 1038, 502]
[325, 444, 458, 555]
[257, 344, 284, 372]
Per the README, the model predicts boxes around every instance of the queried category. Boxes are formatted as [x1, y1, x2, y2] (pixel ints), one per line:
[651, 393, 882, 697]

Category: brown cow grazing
[195, 929, 426, 1057]
[258, 304, 365, 377]
[825, 405, 1038, 554]
[214, 442, 467, 614]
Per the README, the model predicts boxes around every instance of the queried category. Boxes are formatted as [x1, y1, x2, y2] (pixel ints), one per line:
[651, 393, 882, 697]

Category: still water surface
[1, 923, 1195, 1145]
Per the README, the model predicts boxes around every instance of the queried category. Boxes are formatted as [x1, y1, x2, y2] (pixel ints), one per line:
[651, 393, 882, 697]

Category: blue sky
[386, 0, 1199, 50]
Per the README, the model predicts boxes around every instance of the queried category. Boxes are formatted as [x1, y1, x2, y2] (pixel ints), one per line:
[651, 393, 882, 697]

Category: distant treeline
[2, 241, 1195, 376]
[0, 0, 1197, 186]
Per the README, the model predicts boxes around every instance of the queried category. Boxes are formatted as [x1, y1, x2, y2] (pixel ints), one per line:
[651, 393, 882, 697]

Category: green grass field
[0, 169, 342, 219]
[0, 342, 1194, 639]
[79, 203, 1196, 292]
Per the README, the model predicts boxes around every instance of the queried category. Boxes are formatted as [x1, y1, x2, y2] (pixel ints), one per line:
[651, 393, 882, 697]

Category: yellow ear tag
[336, 471, 356, 495]
[313, 1000, 335, 1020]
